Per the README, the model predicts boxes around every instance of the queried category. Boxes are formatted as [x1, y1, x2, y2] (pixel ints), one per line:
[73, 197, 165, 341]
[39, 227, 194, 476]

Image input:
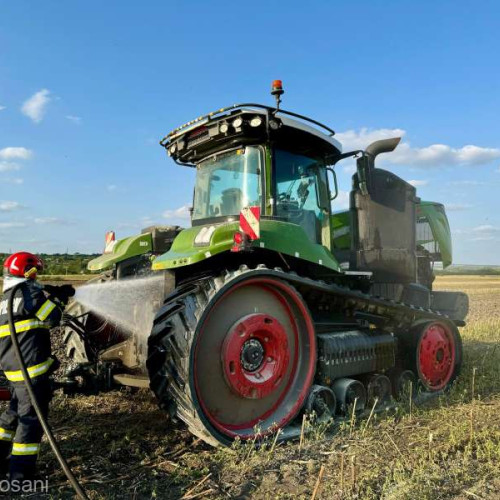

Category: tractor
[63, 81, 468, 446]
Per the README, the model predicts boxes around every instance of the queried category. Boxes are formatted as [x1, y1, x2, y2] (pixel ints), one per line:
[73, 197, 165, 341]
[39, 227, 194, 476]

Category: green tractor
[63, 81, 468, 446]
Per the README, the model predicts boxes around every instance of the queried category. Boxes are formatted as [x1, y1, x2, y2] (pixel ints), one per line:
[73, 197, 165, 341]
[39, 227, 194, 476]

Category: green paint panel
[87, 233, 153, 271]
[331, 211, 351, 250]
[257, 219, 340, 271]
[417, 201, 453, 268]
[152, 220, 341, 272]
[152, 223, 238, 270]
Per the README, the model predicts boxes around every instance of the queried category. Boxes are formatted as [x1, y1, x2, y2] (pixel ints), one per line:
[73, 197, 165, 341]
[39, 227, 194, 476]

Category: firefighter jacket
[0, 280, 61, 383]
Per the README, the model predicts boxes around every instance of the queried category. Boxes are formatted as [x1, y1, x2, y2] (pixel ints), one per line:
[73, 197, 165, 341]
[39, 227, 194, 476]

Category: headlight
[269, 119, 280, 130]
[250, 116, 263, 127]
[194, 225, 217, 246]
[220, 123, 229, 133]
[169, 144, 177, 155]
[232, 117, 243, 129]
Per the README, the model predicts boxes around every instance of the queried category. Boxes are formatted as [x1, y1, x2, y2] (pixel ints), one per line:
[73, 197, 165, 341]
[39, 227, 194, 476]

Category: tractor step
[112, 373, 150, 388]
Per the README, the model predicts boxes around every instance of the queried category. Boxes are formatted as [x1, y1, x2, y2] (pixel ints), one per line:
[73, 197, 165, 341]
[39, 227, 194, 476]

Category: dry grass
[2, 275, 499, 499]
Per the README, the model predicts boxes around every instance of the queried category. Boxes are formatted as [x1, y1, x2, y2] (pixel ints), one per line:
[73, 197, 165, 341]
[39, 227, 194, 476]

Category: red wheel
[414, 321, 462, 391]
[192, 277, 316, 441]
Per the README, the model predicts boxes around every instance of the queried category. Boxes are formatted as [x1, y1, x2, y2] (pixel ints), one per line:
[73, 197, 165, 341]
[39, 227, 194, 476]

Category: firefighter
[0, 252, 74, 481]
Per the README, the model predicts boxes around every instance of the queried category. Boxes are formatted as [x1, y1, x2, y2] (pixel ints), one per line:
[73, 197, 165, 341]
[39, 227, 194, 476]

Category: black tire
[63, 301, 94, 364]
[147, 266, 317, 447]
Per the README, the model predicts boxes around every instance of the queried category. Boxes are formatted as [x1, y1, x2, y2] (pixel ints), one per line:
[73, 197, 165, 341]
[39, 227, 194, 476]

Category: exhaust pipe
[365, 137, 401, 160]
[356, 137, 401, 195]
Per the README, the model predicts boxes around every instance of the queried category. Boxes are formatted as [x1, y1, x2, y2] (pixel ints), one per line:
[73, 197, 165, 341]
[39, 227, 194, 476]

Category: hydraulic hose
[7, 283, 89, 499]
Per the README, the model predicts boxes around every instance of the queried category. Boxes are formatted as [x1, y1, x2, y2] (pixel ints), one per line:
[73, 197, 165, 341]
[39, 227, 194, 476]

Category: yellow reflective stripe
[0, 319, 50, 338]
[0, 428, 14, 441]
[35, 300, 56, 321]
[12, 442, 40, 456]
[5, 357, 54, 382]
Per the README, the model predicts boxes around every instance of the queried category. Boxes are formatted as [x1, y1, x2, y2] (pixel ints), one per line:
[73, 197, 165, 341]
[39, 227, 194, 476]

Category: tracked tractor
[63, 81, 468, 446]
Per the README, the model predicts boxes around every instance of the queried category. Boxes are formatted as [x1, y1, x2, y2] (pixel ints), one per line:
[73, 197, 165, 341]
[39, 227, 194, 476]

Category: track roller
[332, 378, 367, 414]
[306, 385, 337, 421]
[365, 374, 392, 406]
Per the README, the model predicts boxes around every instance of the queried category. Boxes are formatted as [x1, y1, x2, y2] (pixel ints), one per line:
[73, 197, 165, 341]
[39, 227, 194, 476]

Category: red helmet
[3, 252, 44, 279]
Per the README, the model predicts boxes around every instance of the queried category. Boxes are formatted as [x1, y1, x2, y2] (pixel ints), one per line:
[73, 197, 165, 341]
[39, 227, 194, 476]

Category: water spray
[74, 274, 165, 339]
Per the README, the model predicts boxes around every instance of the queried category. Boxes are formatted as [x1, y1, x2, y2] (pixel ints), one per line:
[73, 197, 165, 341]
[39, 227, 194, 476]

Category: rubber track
[146, 265, 460, 446]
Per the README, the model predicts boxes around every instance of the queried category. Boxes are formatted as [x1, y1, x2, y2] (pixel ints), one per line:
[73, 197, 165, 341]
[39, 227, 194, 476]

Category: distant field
[1, 275, 499, 499]
[0, 275, 92, 289]
[38, 274, 94, 281]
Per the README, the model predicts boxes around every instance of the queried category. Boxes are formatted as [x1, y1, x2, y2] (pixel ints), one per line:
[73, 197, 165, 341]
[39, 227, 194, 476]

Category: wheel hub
[418, 322, 455, 390]
[241, 339, 265, 371]
[222, 313, 290, 399]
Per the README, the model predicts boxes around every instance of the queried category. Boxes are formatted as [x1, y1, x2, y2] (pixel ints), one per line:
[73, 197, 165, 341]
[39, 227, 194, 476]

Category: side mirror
[327, 167, 339, 201]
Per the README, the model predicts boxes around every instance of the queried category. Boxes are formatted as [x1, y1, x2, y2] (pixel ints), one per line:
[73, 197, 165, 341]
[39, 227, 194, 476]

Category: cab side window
[274, 149, 323, 243]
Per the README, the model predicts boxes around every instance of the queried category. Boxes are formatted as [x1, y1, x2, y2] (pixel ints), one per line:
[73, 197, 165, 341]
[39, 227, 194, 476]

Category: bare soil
[1, 275, 499, 499]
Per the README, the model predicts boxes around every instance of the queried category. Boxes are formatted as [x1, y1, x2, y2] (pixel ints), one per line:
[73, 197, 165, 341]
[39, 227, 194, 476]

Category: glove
[44, 284, 76, 304]
[59, 285, 76, 299]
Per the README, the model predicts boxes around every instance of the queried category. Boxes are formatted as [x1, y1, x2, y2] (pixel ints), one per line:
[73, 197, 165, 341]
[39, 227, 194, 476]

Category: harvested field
[1, 275, 500, 499]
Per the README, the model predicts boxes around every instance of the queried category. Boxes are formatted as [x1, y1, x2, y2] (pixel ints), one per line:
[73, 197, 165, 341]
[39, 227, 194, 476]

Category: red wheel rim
[417, 322, 456, 390]
[222, 313, 290, 400]
[192, 277, 316, 440]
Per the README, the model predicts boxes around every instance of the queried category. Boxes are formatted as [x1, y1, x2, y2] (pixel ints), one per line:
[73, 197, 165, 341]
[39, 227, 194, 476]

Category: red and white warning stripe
[104, 231, 116, 253]
[239, 206, 260, 240]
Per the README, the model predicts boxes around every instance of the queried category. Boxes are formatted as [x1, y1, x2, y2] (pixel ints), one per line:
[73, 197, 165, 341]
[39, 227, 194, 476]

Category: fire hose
[7, 283, 89, 499]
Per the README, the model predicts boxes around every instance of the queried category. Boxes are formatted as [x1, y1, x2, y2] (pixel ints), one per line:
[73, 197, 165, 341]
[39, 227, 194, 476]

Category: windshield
[275, 149, 325, 243]
[192, 147, 262, 221]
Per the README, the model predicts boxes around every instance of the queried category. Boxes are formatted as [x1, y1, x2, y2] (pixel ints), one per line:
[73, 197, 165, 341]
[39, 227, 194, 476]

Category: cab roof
[161, 104, 342, 165]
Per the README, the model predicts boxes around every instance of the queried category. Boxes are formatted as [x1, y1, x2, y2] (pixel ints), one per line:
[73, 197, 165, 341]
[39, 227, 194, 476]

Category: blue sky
[1, 1, 499, 264]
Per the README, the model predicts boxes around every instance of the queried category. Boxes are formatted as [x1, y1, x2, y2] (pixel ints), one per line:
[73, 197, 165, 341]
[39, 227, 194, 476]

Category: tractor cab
[160, 82, 344, 271]
[189, 139, 336, 247]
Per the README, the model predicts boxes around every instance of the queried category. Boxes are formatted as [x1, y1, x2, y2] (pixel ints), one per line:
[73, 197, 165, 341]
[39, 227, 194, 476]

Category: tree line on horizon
[0, 253, 99, 275]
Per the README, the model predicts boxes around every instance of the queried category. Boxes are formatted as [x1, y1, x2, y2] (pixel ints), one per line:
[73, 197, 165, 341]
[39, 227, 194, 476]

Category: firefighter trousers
[0, 375, 52, 480]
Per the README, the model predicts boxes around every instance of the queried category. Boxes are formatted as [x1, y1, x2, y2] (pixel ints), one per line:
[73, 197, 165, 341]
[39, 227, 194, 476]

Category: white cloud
[34, 217, 74, 225]
[116, 222, 139, 230]
[3, 178, 24, 185]
[21, 89, 51, 123]
[408, 179, 429, 187]
[448, 180, 485, 186]
[0, 147, 33, 161]
[454, 224, 500, 242]
[0, 106, 5, 111]
[470, 235, 497, 242]
[332, 190, 350, 210]
[391, 143, 500, 167]
[106, 184, 117, 192]
[0, 161, 20, 172]
[446, 203, 474, 211]
[336, 128, 407, 151]
[0, 201, 23, 212]
[140, 217, 155, 227]
[0, 222, 26, 229]
[342, 164, 357, 175]
[162, 205, 191, 220]
[66, 115, 82, 124]
[472, 224, 500, 233]
[336, 128, 500, 168]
